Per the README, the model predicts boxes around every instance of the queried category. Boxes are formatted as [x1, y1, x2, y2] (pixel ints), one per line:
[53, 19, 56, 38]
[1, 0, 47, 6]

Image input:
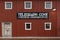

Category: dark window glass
[46, 24, 50, 29]
[26, 24, 30, 29]
[5, 22, 10, 25]
[26, 3, 31, 8]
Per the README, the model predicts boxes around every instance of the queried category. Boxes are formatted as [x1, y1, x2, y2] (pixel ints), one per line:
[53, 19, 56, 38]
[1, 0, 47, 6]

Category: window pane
[5, 22, 10, 25]
[26, 24, 30, 29]
[46, 24, 50, 29]
[46, 2, 51, 8]
[26, 3, 31, 8]
[6, 3, 11, 8]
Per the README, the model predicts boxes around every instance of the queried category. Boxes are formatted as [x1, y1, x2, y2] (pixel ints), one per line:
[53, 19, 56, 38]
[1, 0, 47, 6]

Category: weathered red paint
[0, 0, 59, 37]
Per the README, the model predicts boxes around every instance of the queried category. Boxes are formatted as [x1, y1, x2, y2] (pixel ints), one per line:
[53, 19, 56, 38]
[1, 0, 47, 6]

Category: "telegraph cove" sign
[17, 12, 49, 19]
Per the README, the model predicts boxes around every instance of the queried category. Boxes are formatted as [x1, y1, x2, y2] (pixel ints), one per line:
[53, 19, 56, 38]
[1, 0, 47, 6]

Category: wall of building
[57, 1, 60, 36]
[0, 0, 58, 37]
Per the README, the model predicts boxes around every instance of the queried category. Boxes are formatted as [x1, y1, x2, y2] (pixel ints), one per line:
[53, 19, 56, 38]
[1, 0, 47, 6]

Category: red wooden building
[0, 0, 60, 38]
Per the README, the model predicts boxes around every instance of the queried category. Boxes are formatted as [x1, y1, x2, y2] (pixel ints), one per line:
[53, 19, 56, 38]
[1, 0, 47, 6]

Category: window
[5, 2, 12, 9]
[45, 1, 52, 9]
[24, 1, 32, 9]
[45, 22, 51, 30]
[25, 22, 32, 30]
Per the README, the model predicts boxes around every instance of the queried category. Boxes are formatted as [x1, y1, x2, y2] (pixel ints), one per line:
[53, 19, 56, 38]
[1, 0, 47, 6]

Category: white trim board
[0, 37, 60, 39]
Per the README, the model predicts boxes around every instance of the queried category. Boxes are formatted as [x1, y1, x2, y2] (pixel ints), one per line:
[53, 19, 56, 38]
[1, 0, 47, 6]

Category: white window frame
[25, 22, 32, 30]
[5, 2, 12, 9]
[45, 22, 51, 30]
[24, 1, 32, 9]
[45, 1, 52, 9]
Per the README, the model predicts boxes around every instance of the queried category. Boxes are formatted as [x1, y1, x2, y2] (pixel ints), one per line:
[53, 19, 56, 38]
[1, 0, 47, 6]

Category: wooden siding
[0, 0, 58, 37]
